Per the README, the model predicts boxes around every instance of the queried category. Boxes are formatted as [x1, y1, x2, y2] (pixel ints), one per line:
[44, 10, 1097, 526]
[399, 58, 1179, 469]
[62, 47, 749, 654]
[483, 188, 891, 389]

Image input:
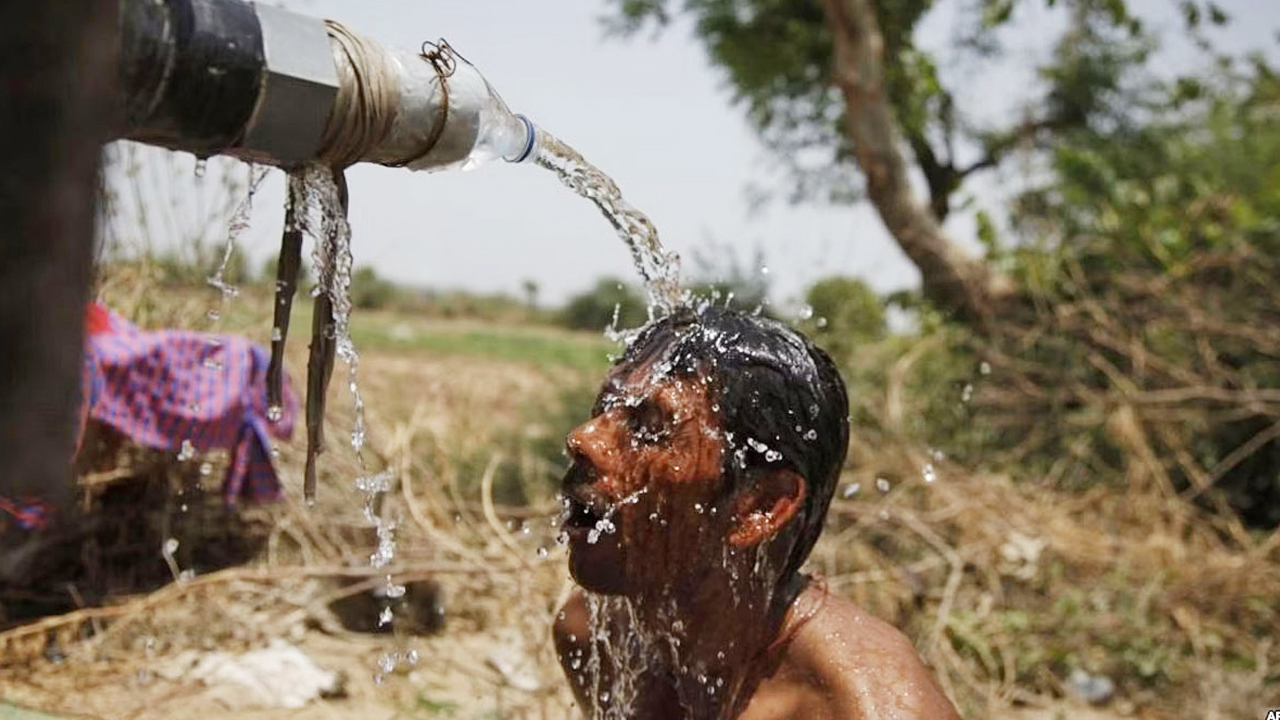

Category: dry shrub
[812, 436, 1280, 718]
[820, 246, 1280, 717]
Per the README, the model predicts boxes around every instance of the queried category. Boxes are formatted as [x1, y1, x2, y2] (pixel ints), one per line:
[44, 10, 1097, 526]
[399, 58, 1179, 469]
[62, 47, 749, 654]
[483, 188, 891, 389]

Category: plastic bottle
[434, 56, 539, 171]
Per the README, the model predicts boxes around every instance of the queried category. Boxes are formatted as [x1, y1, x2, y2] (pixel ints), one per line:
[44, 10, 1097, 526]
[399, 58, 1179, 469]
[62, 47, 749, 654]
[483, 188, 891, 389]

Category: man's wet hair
[614, 305, 850, 582]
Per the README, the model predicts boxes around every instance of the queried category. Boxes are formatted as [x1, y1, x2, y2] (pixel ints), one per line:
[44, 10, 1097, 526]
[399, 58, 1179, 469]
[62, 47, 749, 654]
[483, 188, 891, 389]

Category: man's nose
[566, 414, 622, 471]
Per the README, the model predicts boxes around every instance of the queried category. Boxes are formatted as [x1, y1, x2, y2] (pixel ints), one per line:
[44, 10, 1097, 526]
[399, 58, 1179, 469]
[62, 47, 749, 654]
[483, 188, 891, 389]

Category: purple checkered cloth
[83, 305, 297, 504]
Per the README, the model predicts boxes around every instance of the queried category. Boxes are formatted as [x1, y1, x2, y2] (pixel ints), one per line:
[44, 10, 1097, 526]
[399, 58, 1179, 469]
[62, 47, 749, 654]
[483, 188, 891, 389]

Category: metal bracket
[240, 3, 339, 166]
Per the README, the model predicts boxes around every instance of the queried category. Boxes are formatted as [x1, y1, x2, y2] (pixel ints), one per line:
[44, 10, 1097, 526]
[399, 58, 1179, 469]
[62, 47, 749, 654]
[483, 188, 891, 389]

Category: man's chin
[566, 531, 629, 595]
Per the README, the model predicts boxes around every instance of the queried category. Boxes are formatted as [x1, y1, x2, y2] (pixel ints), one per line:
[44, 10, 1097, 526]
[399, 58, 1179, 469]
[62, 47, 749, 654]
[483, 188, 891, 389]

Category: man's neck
[628, 571, 811, 719]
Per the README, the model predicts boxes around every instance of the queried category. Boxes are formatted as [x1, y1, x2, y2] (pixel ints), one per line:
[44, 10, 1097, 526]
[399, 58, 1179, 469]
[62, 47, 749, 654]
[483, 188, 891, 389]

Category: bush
[798, 276, 885, 364]
[557, 277, 648, 332]
[351, 266, 398, 310]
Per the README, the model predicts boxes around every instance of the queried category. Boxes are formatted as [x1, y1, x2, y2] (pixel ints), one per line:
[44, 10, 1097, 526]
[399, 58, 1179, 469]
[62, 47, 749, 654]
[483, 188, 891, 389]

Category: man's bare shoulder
[774, 587, 961, 720]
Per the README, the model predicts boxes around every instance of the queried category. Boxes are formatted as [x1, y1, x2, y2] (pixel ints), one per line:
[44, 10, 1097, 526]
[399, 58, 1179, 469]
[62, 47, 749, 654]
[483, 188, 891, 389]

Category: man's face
[560, 360, 727, 595]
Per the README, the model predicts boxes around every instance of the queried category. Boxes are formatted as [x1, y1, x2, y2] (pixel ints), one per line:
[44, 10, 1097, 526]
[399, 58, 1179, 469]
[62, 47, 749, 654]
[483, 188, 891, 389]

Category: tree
[521, 279, 540, 310]
[603, 0, 1216, 328]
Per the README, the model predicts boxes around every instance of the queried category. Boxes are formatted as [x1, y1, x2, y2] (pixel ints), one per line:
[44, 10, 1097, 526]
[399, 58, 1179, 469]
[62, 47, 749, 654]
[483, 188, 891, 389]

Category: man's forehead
[597, 357, 710, 405]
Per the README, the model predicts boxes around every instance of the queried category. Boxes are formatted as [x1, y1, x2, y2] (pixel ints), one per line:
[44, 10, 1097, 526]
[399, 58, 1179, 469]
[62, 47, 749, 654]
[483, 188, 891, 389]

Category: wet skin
[555, 364, 960, 719]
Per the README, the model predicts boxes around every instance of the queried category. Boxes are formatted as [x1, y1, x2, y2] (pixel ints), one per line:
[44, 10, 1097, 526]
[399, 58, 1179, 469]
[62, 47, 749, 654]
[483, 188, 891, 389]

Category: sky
[106, 0, 1279, 309]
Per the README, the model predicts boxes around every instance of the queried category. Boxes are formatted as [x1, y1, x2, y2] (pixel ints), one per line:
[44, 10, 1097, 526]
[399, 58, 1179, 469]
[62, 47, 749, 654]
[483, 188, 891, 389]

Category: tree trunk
[821, 0, 1011, 330]
[0, 2, 117, 532]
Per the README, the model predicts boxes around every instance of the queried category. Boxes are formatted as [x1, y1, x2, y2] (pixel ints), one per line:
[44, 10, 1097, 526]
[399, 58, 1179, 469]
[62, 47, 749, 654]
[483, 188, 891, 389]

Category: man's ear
[726, 469, 807, 548]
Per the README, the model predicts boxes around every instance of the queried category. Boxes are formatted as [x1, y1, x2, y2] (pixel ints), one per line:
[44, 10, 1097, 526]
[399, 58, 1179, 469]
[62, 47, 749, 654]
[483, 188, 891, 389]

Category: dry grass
[1, 262, 1277, 720]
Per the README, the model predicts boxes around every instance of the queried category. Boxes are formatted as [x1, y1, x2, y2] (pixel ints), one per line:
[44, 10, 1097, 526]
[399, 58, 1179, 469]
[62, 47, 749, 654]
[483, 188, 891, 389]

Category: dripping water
[177, 164, 269, 483]
[207, 164, 269, 301]
[296, 164, 402, 681]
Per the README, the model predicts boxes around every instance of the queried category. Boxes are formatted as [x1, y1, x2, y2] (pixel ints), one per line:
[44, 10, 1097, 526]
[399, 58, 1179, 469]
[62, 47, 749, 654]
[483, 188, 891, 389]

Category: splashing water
[532, 132, 684, 314]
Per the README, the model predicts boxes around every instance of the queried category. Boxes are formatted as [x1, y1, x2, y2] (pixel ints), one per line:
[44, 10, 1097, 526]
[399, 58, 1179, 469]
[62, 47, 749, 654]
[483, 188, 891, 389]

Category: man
[554, 306, 960, 719]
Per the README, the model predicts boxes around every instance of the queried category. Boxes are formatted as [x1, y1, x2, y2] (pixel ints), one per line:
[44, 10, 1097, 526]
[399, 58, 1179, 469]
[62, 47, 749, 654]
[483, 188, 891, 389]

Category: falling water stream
[292, 165, 407, 680]
[531, 131, 686, 314]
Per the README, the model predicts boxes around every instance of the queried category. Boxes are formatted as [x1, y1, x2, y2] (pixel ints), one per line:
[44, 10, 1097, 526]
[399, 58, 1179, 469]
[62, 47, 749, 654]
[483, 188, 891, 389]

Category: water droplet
[797, 304, 814, 320]
[923, 463, 937, 483]
[961, 383, 974, 403]
[536, 547, 548, 558]
[177, 439, 196, 461]
[841, 482, 861, 498]
[816, 317, 828, 328]
[378, 607, 393, 626]
[875, 477, 891, 493]
[803, 429, 818, 441]
[979, 361, 992, 375]
[355, 471, 393, 494]
[194, 159, 208, 178]
[163, 537, 179, 555]
[586, 516, 615, 544]
[271, 326, 283, 342]
[199, 462, 213, 477]
[385, 583, 406, 599]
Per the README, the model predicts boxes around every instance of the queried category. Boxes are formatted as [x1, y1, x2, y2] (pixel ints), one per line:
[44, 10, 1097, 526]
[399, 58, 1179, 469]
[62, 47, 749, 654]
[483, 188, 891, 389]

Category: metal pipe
[117, 0, 537, 171]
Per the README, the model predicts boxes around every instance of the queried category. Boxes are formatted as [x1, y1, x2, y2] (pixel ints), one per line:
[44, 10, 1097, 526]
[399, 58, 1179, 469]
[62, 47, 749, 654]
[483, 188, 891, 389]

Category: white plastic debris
[1067, 668, 1115, 705]
[186, 639, 342, 709]
[485, 644, 541, 692]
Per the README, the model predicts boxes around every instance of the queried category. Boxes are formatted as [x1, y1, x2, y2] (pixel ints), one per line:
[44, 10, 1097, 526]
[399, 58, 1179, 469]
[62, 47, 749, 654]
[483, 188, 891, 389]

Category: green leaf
[1180, 0, 1201, 29]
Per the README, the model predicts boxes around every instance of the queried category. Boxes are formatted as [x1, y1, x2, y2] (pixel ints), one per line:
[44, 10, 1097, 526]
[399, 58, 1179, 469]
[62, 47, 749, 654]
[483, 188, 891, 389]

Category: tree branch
[821, 0, 1011, 329]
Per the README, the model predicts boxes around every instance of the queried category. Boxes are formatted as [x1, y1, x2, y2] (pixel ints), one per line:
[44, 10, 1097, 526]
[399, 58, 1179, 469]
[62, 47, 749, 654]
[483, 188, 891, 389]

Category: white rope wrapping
[316, 21, 401, 168]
